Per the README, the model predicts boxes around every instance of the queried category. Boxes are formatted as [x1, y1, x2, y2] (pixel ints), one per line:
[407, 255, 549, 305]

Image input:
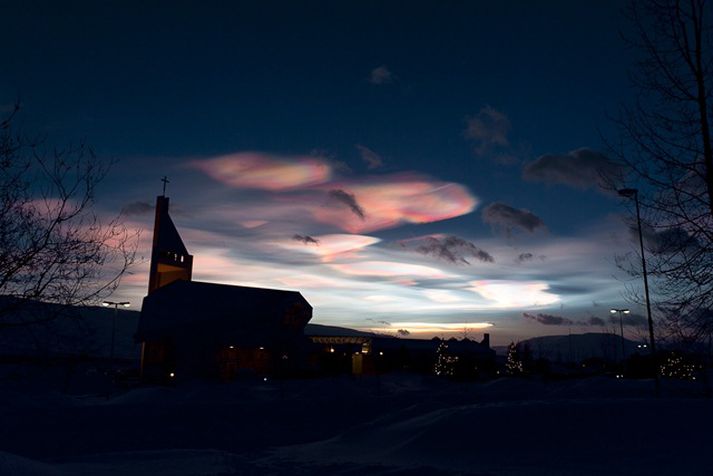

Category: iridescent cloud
[467, 280, 560, 308]
[422, 289, 464, 303]
[313, 174, 477, 233]
[330, 260, 453, 279]
[272, 233, 380, 261]
[189, 151, 477, 234]
[105, 179, 632, 346]
[190, 152, 332, 190]
[241, 220, 268, 229]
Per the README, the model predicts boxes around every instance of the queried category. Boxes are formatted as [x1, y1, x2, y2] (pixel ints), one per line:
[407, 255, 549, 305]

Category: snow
[0, 374, 711, 475]
[0, 452, 66, 476]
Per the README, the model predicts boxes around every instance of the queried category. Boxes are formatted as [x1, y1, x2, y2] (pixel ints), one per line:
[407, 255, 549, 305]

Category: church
[135, 193, 313, 381]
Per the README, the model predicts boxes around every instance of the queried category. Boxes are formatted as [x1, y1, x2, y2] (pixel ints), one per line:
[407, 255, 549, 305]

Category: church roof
[136, 280, 312, 344]
[156, 202, 189, 256]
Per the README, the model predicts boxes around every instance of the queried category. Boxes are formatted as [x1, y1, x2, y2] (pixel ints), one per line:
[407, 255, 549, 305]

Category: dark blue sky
[1, 1, 643, 343]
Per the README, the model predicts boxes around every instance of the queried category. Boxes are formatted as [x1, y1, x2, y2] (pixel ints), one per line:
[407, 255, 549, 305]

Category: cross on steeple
[161, 176, 170, 196]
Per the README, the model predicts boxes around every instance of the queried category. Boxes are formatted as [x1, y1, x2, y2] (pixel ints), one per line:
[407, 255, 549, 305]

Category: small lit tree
[660, 352, 701, 381]
[506, 342, 524, 375]
[434, 341, 458, 377]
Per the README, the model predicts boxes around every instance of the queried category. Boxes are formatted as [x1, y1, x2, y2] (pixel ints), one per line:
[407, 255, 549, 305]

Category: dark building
[306, 325, 495, 378]
[136, 194, 312, 381]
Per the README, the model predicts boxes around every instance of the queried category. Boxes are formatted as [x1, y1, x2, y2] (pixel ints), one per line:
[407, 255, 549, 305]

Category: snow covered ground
[0, 373, 711, 475]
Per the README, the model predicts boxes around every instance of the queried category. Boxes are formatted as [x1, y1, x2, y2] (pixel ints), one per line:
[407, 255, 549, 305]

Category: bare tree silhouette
[612, 0, 713, 344]
[0, 104, 137, 327]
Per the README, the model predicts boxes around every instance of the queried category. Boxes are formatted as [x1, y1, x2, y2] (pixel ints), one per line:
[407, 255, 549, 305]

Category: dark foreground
[0, 372, 711, 475]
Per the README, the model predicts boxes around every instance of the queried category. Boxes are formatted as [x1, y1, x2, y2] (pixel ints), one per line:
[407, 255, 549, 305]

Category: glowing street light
[617, 187, 659, 395]
[610, 308, 630, 364]
[102, 300, 130, 371]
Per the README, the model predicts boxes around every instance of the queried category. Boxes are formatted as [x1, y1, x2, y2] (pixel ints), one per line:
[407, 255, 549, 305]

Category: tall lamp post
[610, 308, 630, 365]
[618, 188, 659, 394]
[102, 300, 130, 371]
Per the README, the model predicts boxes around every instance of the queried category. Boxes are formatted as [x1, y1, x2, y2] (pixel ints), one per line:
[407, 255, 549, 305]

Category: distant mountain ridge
[495, 333, 644, 363]
[0, 297, 141, 360]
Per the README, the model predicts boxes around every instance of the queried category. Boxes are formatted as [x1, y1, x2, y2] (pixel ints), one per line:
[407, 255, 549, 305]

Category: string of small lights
[434, 341, 459, 377]
[659, 353, 701, 381]
[506, 342, 524, 375]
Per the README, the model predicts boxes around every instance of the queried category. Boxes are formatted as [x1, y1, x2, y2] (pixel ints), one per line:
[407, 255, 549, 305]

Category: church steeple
[147, 192, 193, 294]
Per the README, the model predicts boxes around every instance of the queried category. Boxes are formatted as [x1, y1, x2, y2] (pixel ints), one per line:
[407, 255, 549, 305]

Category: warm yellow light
[329, 347, 335, 353]
[102, 302, 110, 307]
[169, 372, 175, 378]
[122, 303, 131, 308]
[379, 321, 494, 334]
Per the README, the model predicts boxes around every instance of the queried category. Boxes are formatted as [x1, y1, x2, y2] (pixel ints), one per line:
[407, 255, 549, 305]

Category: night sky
[1, 1, 644, 344]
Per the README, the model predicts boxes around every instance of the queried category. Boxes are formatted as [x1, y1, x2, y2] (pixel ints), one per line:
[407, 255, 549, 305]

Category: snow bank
[1, 375, 711, 475]
[272, 397, 713, 475]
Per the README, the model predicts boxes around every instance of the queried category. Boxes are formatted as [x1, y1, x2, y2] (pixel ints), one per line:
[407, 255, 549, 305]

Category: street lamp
[610, 308, 630, 364]
[618, 188, 659, 394]
[102, 300, 130, 371]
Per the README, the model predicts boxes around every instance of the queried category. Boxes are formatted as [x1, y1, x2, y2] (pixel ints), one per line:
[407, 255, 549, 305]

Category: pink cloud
[240, 220, 268, 229]
[313, 174, 477, 233]
[190, 152, 332, 191]
[272, 233, 380, 262]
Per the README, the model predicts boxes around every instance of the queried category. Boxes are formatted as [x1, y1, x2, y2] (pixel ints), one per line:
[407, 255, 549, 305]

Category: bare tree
[612, 0, 713, 345]
[0, 104, 137, 327]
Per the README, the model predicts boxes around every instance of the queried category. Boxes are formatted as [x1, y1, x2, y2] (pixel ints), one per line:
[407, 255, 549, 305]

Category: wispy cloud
[523, 312, 573, 326]
[369, 65, 395, 85]
[402, 234, 494, 265]
[516, 252, 534, 263]
[120, 201, 153, 217]
[523, 148, 622, 192]
[464, 106, 511, 155]
[328, 189, 366, 220]
[482, 202, 545, 235]
[355, 144, 384, 169]
[635, 224, 699, 254]
[292, 234, 320, 245]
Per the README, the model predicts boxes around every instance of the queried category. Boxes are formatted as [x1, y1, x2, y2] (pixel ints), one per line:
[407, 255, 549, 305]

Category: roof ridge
[174, 279, 302, 294]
